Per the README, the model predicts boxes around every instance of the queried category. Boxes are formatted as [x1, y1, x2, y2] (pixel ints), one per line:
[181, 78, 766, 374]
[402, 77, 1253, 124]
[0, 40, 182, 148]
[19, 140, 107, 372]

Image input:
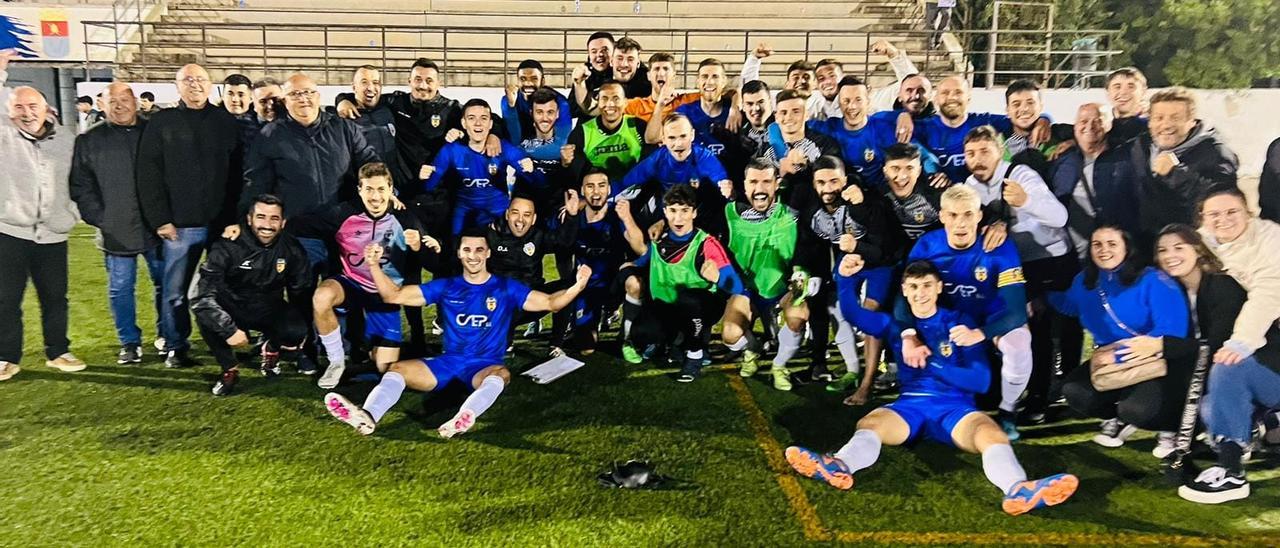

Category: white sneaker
[324, 392, 376, 436]
[154, 338, 167, 354]
[1152, 431, 1177, 459]
[46, 353, 87, 372]
[317, 360, 345, 389]
[1092, 418, 1138, 448]
[438, 408, 476, 439]
[0, 361, 20, 381]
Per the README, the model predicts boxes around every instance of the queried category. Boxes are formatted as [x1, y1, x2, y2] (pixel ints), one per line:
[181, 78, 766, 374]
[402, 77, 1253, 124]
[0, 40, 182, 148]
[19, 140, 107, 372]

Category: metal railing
[80, 19, 1120, 88]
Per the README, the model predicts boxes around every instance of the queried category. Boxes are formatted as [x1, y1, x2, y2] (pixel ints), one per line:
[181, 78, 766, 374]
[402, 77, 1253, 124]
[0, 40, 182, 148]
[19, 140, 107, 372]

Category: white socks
[830, 306, 861, 375]
[362, 371, 406, 422]
[981, 443, 1028, 495]
[834, 429, 883, 474]
[460, 375, 506, 418]
[319, 328, 345, 365]
[772, 327, 803, 368]
[997, 326, 1033, 413]
[727, 333, 750, 352]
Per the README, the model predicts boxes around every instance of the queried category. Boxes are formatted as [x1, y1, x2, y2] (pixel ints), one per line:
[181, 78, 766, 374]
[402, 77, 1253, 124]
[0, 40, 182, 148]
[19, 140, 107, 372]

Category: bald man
[136, 63, 244, 368]
[909, 75, 1031, 184]
[241, 74, 379, 259]
[70, 82, 166, 366]
[0, 50, 85, 380]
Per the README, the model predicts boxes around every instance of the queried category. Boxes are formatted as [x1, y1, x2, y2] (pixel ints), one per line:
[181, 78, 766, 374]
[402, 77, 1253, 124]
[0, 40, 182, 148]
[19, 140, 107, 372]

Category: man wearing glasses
[137, 63, 245, 369]
[240, 73, 381, 274]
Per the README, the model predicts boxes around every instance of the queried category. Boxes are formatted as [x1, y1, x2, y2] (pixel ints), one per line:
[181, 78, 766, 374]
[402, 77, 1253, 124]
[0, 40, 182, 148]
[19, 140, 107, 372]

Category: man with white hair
[136, 63, 244, 368]
[0, 50, 86, 381]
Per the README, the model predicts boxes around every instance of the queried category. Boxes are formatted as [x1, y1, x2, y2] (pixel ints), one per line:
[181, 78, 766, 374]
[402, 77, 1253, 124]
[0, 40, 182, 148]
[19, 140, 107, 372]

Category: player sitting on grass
[785, 256, 1077, 516]
[323, 227, 590, 438]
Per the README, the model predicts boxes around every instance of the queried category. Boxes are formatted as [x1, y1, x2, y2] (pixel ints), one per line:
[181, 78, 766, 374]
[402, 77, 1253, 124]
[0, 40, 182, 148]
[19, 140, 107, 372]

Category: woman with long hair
[1049, 225, 1191, 452]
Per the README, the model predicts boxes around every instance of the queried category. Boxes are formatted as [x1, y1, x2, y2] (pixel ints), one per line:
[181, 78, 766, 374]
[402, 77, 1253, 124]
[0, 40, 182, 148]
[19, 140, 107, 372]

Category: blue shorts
[883, 395, 980, 447]
[843, 265, 893, 306]
[334, 275, 403, 347]
[422, 353, 503, 392]
[748, 292, 783, 317]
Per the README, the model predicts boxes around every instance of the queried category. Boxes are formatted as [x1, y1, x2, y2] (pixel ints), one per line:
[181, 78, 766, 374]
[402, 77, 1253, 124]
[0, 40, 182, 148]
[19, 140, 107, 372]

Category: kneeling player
[324, 227, 590, 438]
[620, 184, 748, 382]
[720, 159, 805, 391]
[786, 256, 1077, 516]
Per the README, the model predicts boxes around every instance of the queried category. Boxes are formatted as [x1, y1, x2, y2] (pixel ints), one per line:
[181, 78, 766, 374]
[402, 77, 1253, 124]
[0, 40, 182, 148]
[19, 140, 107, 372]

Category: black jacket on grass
[69, 119, 157, 255]
[136, 101, 243, 230]
[189, 228, 314, 341]
[241, 111, 380, 219]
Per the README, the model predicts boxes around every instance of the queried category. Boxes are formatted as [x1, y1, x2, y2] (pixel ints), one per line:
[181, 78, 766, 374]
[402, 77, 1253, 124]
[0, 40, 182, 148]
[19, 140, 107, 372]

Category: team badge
[523, 242, 536, 256]
[486, 296, 497, 311]
[689, 177, 700, 188]
[974, 266, 988, 282]
[863, 148, 875, 163]
[430, 114, 441, 128]
[913, 210, 925, 223]
[275, 258, 286, 273]
[488, 162, 499, 176]
[939, 342, 953, 357]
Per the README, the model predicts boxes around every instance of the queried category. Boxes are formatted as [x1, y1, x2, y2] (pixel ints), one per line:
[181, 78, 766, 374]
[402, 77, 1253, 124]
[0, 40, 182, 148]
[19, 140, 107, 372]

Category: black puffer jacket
[1131, 122, 1238, 236]
[486, 214, 579, 287]
[69, 119, 157, 254]
[241, 111, 380, 218]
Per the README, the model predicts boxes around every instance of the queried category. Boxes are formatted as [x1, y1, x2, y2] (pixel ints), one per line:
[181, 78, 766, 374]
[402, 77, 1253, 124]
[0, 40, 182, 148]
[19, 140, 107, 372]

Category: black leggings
[1060, 354, 1192, 431]
[632, 291, 725, 356]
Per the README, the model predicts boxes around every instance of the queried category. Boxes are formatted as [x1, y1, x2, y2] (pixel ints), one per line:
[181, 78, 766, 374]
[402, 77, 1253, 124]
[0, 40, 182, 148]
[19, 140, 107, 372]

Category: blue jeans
[1202, 357, 1280, 443]
[159, 227, 208, 352]
[297, 237, 329, 277]
[105, 248, 164, 346]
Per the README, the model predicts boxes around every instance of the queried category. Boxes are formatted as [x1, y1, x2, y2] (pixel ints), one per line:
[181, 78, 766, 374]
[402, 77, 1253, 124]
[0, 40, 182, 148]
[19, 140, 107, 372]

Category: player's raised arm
[523, 265, 592, 312]
[365, 243, 425, 307]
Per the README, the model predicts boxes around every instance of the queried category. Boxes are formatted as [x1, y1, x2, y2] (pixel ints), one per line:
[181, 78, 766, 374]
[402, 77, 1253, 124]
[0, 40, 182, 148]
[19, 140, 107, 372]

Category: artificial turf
[2, 225, 1279, 545]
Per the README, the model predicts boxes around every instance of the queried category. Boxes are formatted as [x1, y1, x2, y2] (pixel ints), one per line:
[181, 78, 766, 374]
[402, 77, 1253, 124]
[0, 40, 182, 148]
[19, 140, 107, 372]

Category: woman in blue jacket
[1049, 225, 1191, 450]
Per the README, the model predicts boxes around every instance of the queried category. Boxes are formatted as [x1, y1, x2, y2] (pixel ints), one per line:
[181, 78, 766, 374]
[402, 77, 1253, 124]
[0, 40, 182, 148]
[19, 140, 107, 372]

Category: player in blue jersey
[323, 226, 591, 438]
[810, 76, 943, 190]
[787, 256, 1077, 515]
[905, 184, 1031, 440]
[421, 99, 547, 234]
[617, 113, 733, 233]
[907, 75, 1049, 185]
[553, 168, 645, 353]
[648, 58, 734, 158]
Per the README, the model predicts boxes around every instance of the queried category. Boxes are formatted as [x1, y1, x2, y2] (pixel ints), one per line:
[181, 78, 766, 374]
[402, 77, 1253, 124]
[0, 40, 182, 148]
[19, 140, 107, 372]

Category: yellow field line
[726, 374, 833, 541]
[723, 372, 1279, 546]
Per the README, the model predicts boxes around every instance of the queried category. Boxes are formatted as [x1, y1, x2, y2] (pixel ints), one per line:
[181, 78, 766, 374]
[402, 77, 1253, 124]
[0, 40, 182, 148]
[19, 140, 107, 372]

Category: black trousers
[196, 299, 309, 371]
[1023, 253, 1082, 410]
[0, 234, 69, 363]
[1061, 351, 1194, 431]
[632, 290, 725, 356]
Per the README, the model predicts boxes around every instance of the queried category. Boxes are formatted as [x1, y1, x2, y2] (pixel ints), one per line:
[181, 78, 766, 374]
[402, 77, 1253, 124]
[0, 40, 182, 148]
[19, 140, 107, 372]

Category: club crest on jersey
[430, 114, 441, 127]
[913, 210, 926, 222]
[939, 341, 953, 357]
[863, 148, 875, 163]
[488, 162, 499, 176]
[689, 177, 700, 188]
[523, 242, 536, 256]
[486, 296, 497, 311]
[974, 266, 988, 282]
[275, 258, 286, 273]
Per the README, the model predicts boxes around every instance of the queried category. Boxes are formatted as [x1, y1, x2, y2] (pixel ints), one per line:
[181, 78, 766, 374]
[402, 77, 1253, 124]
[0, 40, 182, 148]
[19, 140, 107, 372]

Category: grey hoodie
[0, 72, 79, 244]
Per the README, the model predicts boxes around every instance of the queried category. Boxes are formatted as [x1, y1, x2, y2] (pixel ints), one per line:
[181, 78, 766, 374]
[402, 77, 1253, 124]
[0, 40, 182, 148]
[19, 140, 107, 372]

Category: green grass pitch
[2, 225, 1279, 545]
